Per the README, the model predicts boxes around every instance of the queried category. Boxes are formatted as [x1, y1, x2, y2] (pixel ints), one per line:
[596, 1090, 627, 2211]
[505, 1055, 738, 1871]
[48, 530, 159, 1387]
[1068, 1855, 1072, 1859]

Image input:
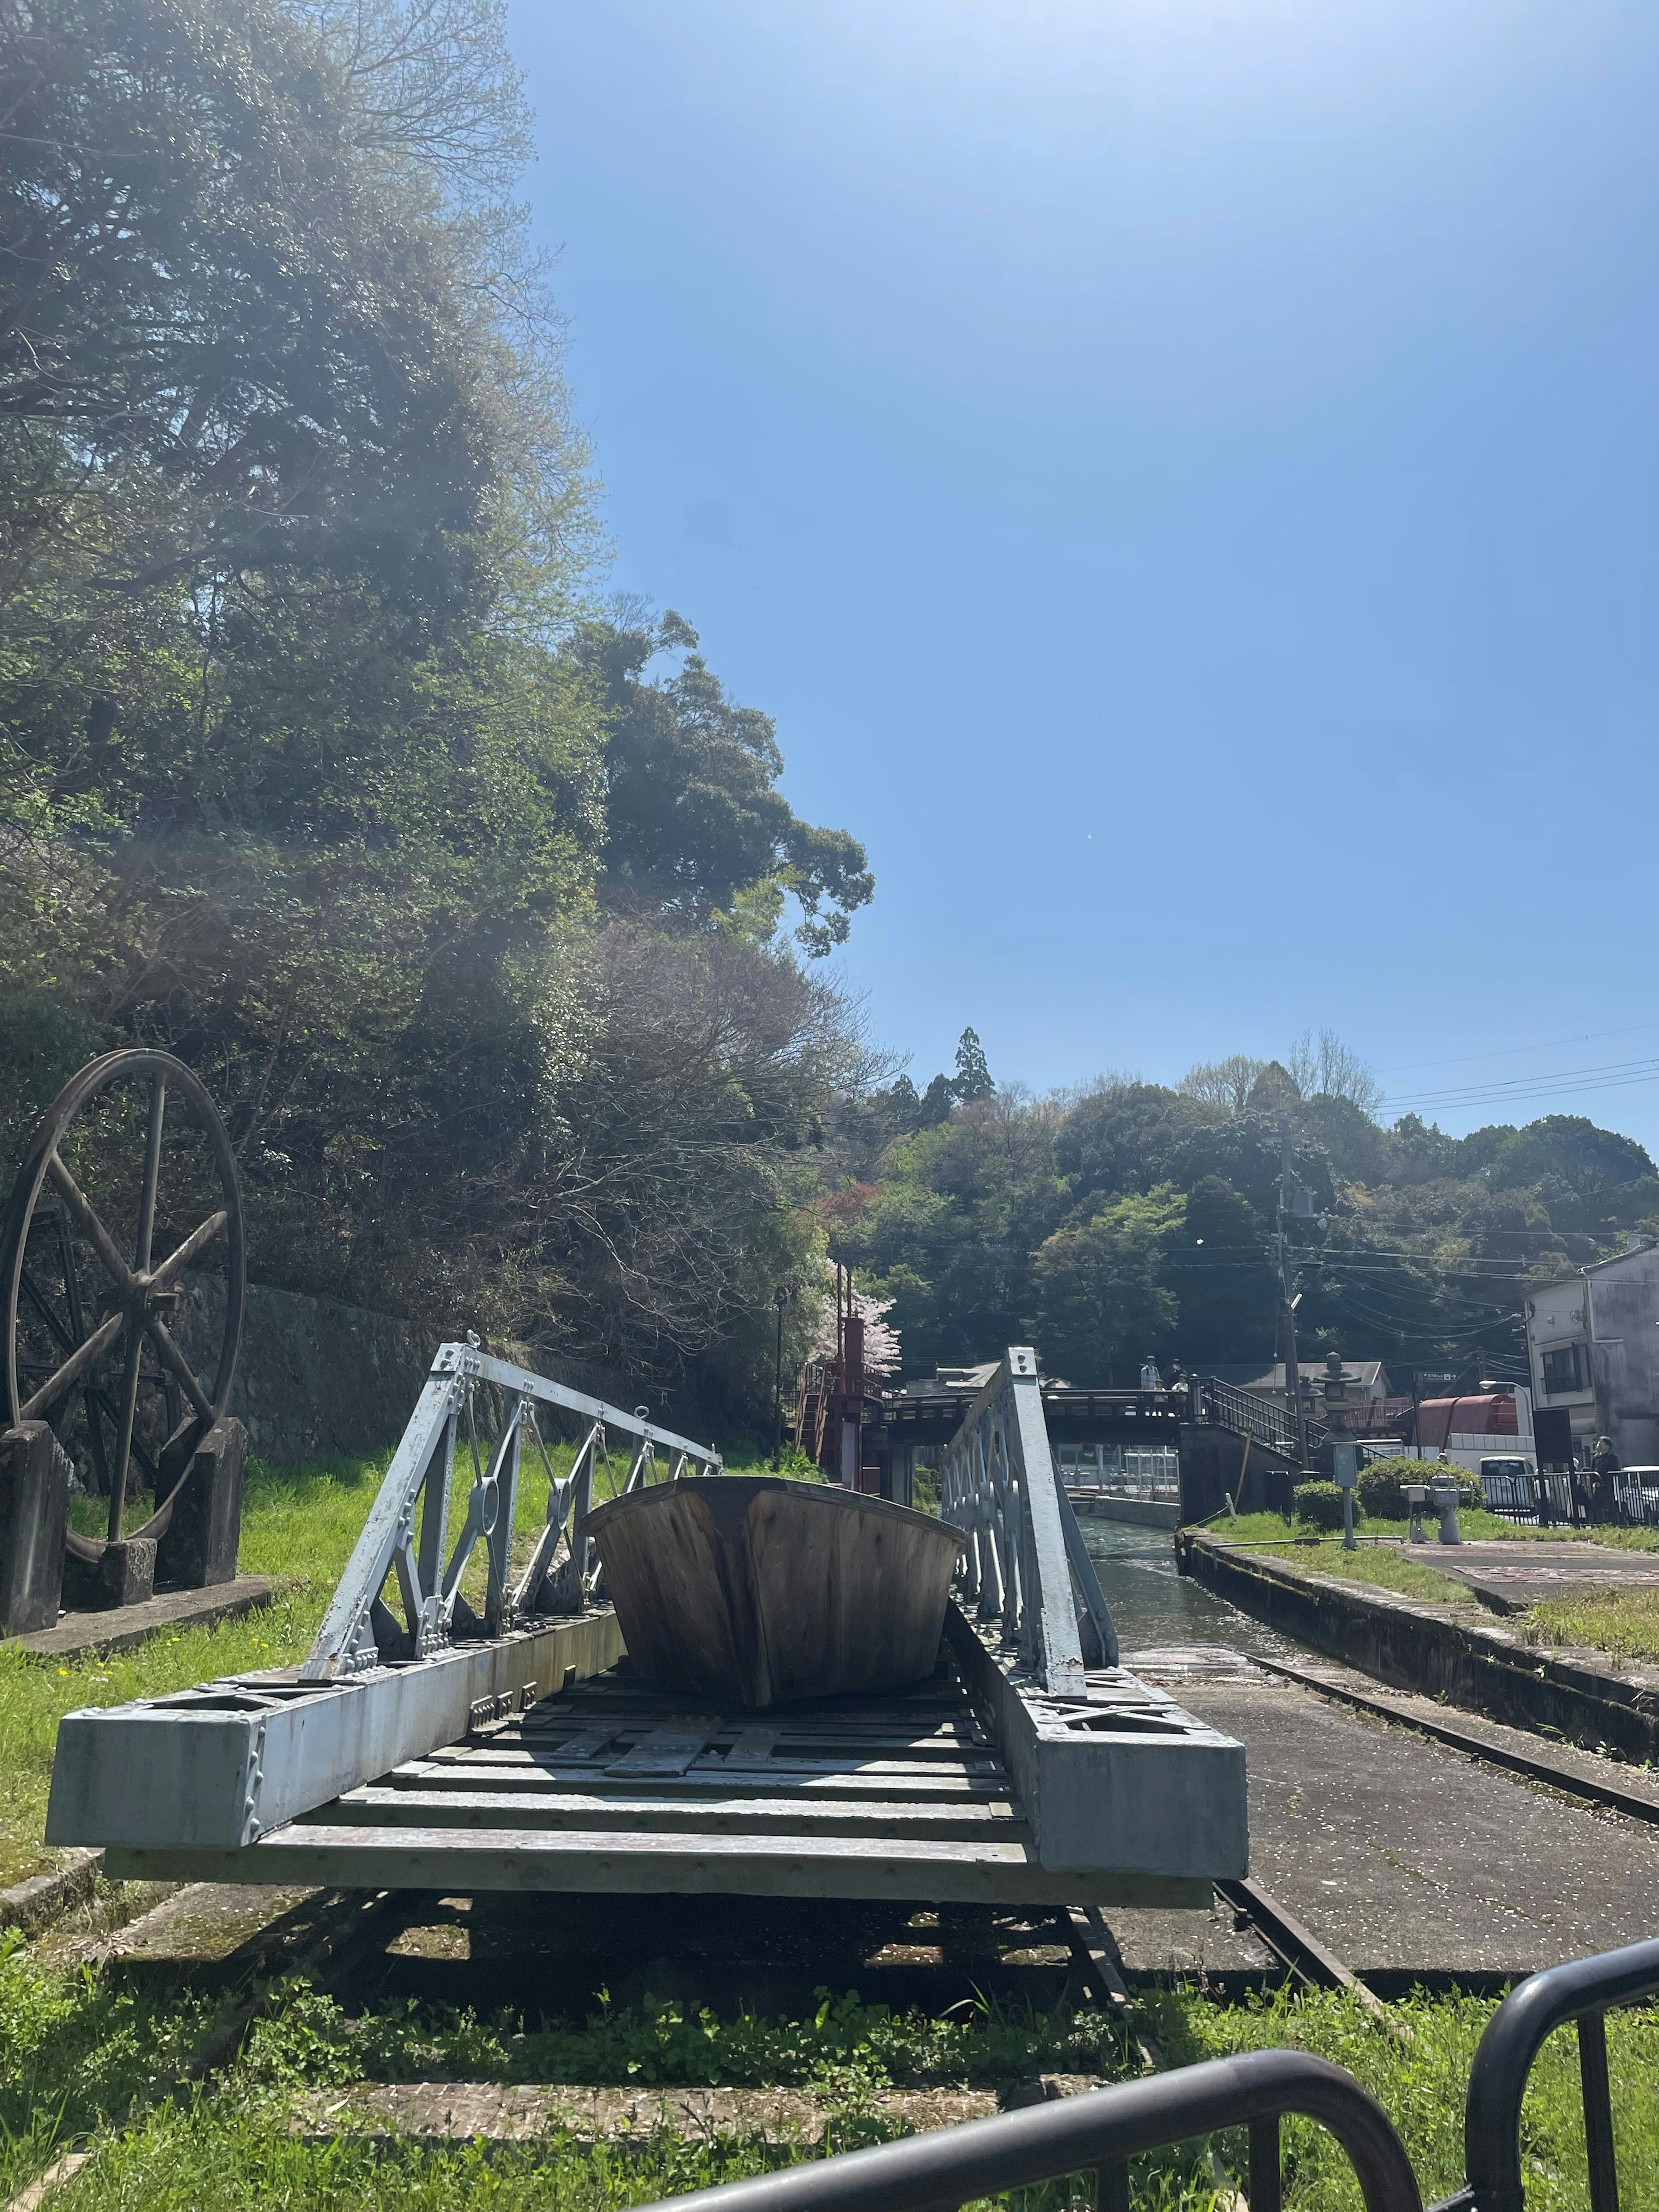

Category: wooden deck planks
[103, 1821, 1208, 1905]
[322, 1787, 1024, 1839]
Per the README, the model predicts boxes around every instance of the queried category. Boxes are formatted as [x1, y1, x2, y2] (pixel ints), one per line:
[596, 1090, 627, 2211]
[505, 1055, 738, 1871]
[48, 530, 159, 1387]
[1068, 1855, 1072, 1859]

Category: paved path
[1124, 1643, 1659, 1980]
[1402, 1538, 1659, 1613]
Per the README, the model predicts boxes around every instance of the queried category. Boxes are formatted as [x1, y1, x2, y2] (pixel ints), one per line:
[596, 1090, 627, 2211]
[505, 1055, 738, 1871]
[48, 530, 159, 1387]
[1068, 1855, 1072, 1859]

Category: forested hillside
[4, 0, 1653, 1426]
[0, 0, 870, 1419]
[825, 1037, 1659, 1390]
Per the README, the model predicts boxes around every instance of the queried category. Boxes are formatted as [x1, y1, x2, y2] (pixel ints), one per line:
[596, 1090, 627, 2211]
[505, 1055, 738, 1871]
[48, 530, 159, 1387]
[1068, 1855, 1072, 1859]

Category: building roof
[1243, 1360, 1393, 1395]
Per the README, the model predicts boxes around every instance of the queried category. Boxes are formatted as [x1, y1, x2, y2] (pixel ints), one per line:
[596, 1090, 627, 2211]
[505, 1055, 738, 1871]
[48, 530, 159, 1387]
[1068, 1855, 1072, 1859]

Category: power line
[1379, 1020, 1659, 1079]
[1389, 1058, 1659, 1113]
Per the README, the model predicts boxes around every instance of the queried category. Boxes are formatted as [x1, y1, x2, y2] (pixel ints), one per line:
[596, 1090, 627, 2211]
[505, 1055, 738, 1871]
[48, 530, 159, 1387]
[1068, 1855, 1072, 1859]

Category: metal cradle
[45, 1341, 1248, 1902]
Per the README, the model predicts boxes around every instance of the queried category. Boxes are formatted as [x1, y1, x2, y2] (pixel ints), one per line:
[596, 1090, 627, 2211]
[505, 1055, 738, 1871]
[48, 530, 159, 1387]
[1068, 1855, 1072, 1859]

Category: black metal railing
[1477, 1467, 1659, 1532]
[633, 2048, 1422, 2212]
[1446, 1932, 1659, 2212]
[1197, 1377, 1328, 1460]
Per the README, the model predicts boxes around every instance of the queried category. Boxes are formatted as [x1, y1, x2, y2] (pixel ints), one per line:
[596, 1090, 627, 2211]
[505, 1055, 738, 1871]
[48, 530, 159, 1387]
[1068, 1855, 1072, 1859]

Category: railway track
[1250, 1649, 1659, 1824]
[21, 1618, 1659, 2204]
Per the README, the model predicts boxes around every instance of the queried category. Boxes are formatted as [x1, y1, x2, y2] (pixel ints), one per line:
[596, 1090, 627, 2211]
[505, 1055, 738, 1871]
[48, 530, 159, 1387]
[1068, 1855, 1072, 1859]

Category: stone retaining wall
[1179, 1530, 1659, 1764]
[173, 1276, 629, 1467]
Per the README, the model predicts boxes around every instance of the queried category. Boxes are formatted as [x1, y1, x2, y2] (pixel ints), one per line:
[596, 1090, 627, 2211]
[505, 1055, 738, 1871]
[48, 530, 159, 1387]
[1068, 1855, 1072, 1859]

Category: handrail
[628, 2047, 1422, 2212]
[937, 1346, 1118, 1691]
[1455, 1933, 1659, 2212]
[1198, 1375, 1328, 1458]
[302, 1340, 721, 1679]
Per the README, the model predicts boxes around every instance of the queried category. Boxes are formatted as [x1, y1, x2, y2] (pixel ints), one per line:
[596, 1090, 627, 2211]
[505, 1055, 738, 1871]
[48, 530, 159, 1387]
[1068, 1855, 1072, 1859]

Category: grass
[6, 1929, 1659, 2212]
[1523, 1588, 1659, 1665]
[0, 1432, 811, 1890]
[1206, 1510, 1659, 1660]
[1208, 1515, 1475, 1606]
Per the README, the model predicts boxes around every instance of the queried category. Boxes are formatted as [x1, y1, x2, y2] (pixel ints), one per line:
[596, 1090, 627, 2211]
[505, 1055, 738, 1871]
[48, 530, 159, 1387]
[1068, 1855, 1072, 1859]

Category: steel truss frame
[304, 1342, 721, 1680]
[938, 1347, 1119, 1694]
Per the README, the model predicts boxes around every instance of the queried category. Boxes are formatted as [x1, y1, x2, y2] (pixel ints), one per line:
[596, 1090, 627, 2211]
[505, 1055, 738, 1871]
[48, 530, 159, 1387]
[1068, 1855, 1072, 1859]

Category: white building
[1525, 1245, 1659, 1467]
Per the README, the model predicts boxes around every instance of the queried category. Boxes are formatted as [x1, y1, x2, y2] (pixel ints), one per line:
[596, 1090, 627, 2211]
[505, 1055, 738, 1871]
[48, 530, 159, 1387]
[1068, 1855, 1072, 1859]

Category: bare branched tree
[1287, 1029, 1383, 1114]
[1178, 1055, 1267, 1114]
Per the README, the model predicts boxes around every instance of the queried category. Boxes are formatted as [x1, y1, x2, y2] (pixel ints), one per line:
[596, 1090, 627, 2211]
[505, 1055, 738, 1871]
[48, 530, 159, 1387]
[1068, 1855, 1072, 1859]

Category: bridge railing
[938, 1346, 1119, 1691]
[303, 1341, 721, 1680]
[1198, 1375, 1326, 1459]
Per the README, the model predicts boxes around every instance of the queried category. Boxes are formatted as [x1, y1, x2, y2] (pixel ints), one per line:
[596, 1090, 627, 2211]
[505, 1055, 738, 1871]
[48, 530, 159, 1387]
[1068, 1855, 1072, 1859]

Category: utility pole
[772, 1287, 788, 1471]
[1278, 1117, 1308, 1468]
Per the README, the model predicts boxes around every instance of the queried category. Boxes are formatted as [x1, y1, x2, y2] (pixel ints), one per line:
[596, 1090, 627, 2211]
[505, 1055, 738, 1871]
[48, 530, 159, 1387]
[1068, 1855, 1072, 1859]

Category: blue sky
[508, 0, 1659, 1150]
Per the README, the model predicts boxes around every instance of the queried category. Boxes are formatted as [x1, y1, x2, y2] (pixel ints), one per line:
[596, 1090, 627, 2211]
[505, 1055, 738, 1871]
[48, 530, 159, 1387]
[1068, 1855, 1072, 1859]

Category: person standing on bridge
[1140, 1354, 1164, 1393]
[1591, 1433, 1620, 1523]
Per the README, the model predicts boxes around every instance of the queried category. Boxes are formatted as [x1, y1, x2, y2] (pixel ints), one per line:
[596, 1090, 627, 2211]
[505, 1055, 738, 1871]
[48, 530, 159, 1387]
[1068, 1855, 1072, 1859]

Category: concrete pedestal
[157, 1419, 248, 1588]
[65, 1537, 157, 1610]
[0, 1424, 70, 1636]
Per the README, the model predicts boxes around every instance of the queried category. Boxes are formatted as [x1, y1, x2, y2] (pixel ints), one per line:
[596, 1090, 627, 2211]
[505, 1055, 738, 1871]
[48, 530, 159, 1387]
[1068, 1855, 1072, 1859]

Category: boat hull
[580, 1477, 966, 1710]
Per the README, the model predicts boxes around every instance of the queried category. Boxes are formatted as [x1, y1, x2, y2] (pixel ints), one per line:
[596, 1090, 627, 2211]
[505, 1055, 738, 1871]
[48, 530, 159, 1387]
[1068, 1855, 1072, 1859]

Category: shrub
[1357, 1456, 1420, 1520]
[1293, 1481, 1349, 1533]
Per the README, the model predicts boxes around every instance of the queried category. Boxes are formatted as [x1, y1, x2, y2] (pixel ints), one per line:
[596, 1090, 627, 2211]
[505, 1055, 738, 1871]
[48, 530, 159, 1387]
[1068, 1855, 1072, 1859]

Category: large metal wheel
[0, 1051, 245, 1553]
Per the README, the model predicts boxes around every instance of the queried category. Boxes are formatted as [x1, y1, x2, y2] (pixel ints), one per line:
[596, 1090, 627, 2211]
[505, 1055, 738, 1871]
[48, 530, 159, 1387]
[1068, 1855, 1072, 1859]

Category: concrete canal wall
[1069, 1494, 1181, 1531]
[1179, 1529, 1659, 1766]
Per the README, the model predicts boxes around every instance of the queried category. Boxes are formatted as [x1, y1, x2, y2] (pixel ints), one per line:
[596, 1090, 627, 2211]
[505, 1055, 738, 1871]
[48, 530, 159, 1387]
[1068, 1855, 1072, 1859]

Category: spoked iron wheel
[0, 1051, 245, 1555]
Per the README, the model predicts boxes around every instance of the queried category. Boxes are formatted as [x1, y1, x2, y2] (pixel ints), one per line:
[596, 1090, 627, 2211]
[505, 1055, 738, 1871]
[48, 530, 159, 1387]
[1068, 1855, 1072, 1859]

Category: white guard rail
[939, 1347, 1119, 1693]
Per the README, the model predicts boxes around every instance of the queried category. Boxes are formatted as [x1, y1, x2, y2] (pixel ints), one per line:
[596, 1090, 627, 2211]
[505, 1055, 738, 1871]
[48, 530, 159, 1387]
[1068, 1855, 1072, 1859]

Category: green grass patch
[7, 1941, 1659, 2212]
[1524, 1587, 1659, 1665]
[1208, 1516, 1474, 1606]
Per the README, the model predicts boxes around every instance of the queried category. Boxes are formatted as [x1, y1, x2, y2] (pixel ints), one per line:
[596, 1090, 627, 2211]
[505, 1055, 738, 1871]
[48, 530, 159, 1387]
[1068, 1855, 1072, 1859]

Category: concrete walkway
[1122, 1643, 1659, 1980]
[1402, 1537, 1659, 1614]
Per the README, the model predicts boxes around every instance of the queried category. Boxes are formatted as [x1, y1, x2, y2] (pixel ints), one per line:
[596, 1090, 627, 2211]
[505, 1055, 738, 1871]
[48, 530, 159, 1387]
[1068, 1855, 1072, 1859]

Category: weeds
[1524, 1588, 1659, 1665]
[1215, 1518, 1473, 1605]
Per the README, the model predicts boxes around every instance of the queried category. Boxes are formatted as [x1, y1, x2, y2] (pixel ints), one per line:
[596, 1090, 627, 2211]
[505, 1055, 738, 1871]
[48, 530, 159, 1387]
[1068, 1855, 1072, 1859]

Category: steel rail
[1214, 1875, 1401, 2033]
[1249, 1653, 1659, 1830]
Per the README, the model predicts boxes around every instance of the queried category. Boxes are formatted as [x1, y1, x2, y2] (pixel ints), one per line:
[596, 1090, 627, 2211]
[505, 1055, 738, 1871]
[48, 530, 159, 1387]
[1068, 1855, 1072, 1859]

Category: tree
[1483, 1116, 1655, 1200]
[1163, 1176, 1277, 1366]
[586, 613, 873, 956]
[1029, 1187, 1185, 1386]
[1178, 1055, 1265, 1114]
[0, 0, 878, 1424]
[918, 1074, 956, 1126]
[1286, 1030, 1384, 1114]
[953, 1027, 995, 1102]
[1244, 1060, 1302, 1115]
[0, 0, 559, 624]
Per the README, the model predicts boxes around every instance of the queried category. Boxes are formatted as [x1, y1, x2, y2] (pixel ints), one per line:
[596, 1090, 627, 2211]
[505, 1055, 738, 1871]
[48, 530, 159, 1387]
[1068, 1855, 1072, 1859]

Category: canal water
[1078, 1517, 1290, 1662]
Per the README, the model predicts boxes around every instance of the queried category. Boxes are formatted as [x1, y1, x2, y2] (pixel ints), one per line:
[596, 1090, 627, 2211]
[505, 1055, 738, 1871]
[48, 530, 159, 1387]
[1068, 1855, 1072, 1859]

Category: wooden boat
[579, 1476, 966, 1710]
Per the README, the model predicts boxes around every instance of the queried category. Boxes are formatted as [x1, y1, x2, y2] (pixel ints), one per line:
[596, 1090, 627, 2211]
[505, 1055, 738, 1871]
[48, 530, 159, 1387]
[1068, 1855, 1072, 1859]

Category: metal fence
[1059, 1444, 1181, 1500]
[627, 2047, 1421, 2212]
[1450, 1931, 1659, 2212]
[1477, 1467, 1582, 1528]
[1196, 1376, 1328, 1459]
[1477, 1465, 1659, 1532]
